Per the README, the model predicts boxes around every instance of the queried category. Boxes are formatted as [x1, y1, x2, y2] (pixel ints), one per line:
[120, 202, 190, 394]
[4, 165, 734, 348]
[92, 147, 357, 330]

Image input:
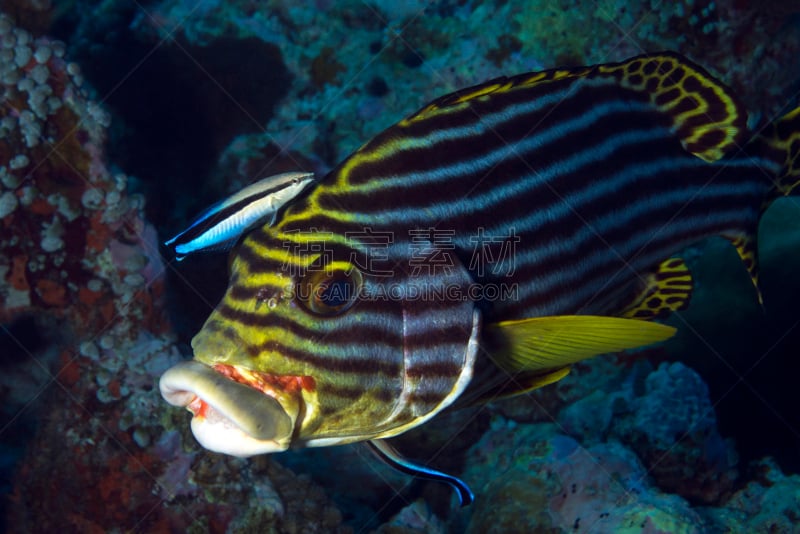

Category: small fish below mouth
[159, 360, 294, 456]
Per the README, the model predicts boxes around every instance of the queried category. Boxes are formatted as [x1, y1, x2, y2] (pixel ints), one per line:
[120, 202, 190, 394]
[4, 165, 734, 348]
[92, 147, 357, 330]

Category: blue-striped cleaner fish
[160, 52, 800, 505]
[165, 171, 316, 260]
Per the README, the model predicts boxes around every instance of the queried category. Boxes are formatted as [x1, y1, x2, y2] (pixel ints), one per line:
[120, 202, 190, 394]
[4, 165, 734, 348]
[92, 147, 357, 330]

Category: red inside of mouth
[212, 364, 316, 395]
[187, 395, 208, 418]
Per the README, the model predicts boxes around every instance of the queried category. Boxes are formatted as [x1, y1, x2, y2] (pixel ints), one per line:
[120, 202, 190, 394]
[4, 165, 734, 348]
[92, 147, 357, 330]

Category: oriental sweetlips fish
[160, 52, 800, 505]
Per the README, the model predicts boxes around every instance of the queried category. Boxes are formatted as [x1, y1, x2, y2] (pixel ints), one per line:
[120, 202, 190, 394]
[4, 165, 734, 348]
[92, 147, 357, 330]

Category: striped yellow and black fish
[160, 52, 800, 505]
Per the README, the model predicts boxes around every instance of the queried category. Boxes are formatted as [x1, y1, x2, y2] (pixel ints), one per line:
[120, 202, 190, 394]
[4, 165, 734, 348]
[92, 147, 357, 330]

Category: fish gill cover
[1, 1, 800, 533]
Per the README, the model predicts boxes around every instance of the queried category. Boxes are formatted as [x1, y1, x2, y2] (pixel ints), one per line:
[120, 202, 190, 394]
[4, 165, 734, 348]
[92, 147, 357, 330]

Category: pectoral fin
[486, 315, 676, 374]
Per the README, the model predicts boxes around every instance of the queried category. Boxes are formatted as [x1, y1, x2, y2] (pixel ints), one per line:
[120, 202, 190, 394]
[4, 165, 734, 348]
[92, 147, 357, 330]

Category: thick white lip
[159, 361, 294, 457]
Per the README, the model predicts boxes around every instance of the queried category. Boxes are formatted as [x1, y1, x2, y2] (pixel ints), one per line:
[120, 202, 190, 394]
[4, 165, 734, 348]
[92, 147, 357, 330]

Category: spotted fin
[596, 52, 747, 162]
[754, 105, 800, 198]
[165, 171, 315, 260]
[721, 232, 763, 306]
[403, 52, 747, 163]
[486, 315, 676, 374]
[366, 439, 474, 507]
[619, 257, 694, 320]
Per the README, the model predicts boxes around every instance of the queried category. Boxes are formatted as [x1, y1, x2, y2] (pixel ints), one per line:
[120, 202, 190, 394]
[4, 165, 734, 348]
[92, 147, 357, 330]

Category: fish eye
[298, 268, 362, 316]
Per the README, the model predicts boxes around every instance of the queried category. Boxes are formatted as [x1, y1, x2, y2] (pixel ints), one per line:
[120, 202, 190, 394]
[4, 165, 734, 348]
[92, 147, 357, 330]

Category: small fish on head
[160, 52, 800, 506]
[165, 171, 315, 260]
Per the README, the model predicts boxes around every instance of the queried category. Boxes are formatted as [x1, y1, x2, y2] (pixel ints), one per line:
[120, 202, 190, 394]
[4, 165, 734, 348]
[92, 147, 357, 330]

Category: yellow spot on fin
[451, 81, 509, 104]
[486, 315, 676, 374]
[401, 65, 598, 125]
[619, 257, 693, 320]
[597, 52, 747, 162]
[401, 78, 510, 125]
[723, 232, 763, 306]
[515, 66, 592, 88]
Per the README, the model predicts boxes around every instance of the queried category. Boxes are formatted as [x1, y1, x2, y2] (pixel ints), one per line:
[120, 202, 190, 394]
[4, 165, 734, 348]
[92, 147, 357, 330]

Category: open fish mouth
[159, 361, 295, 457]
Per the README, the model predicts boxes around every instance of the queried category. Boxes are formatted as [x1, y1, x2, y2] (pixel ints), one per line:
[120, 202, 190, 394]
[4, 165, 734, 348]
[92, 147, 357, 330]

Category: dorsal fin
[595, 52, 748, 162]
[400, 77, 513, 125]
[403, 53, 747, 162]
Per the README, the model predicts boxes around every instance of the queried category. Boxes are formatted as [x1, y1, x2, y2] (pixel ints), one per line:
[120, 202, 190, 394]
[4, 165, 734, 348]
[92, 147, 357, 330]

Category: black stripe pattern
[190, 52, 782, 446]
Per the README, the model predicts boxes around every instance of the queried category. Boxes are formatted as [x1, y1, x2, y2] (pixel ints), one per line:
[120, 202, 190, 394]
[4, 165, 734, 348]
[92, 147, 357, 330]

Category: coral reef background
[1, 0, 800, 532]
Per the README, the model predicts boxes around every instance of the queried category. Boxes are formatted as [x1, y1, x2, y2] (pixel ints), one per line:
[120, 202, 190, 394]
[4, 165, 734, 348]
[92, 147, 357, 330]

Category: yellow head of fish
[161, 218, 482, 456]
